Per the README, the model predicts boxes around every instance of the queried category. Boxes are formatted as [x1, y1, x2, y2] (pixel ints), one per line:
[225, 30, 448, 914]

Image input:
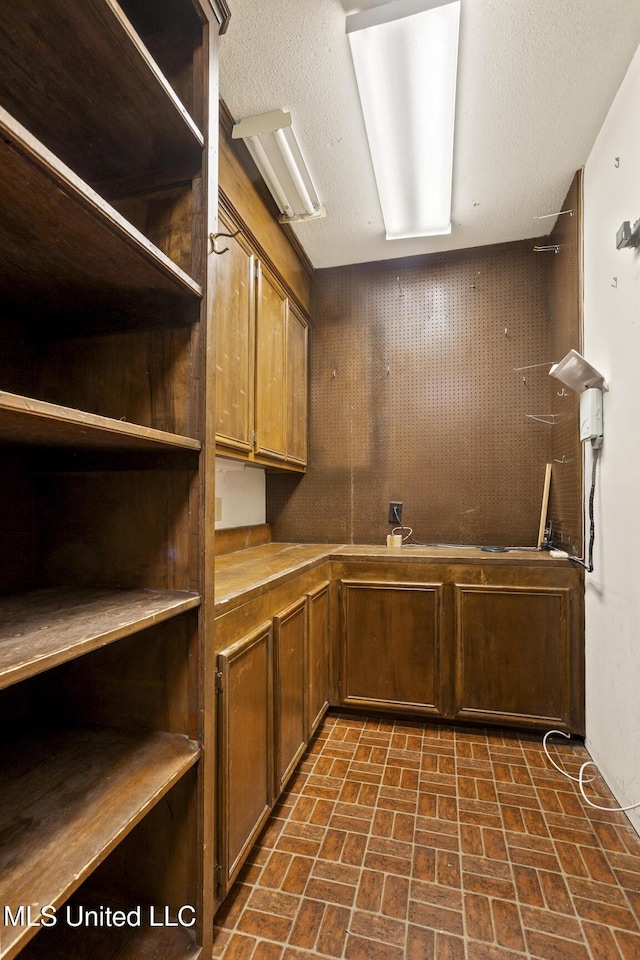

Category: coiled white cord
[543, 729, 640, 812]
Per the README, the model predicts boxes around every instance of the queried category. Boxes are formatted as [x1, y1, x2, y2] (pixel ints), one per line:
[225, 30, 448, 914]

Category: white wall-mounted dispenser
[579, 387, 603, 442]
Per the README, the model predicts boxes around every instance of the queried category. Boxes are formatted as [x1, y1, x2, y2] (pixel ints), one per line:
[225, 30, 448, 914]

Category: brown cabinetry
[0, 2, 228, 957]
[340, 580, 446, 717]
[214, 209, 255, 455]
[453, 583, 576, 730]
[337, 558, 584, 734]
[216, 622, 274, 898]
[255, 262, 288, 462]
[213, 558, 332, 904]
[214, 206, 309, 471]
[306, 581, 331, 736]
[274, 597, 308, 791]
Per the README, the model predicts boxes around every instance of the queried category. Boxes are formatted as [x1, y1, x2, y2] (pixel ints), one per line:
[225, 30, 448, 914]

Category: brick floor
[213, 714, 640, 959]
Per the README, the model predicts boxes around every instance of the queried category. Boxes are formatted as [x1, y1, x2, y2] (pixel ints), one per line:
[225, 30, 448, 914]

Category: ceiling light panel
[347, 0, 461, 240]
[232, 108, 324, 222]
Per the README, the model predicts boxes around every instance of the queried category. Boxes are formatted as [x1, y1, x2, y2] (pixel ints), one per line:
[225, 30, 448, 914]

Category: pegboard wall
[267, 233, 582, 547]
[547, 172, 583, 555]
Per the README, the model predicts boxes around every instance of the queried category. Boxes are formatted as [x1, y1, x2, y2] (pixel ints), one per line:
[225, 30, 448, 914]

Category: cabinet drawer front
[340, 580, 445, 715]
[453, 584, 573, 728]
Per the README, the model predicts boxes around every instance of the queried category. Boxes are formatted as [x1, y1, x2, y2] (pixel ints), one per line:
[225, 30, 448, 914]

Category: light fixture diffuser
[232, 109, 324, 223]
[347, 0, 461, 240]
[549, 349, 606, 394]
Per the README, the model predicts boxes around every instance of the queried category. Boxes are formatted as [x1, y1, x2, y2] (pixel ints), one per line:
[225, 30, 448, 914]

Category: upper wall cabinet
[215, 208, 309, 472]
[215, 210, 255, 454]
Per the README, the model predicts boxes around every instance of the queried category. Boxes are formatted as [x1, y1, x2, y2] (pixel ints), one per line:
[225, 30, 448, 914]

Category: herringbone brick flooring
[213, 714, 640, 959]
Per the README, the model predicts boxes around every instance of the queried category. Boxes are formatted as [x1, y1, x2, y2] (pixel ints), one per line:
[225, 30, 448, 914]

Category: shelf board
[0, 586, 200, 690]
[0, 0, 203, 187]
[0, 726, 200, 960]
[0, 106, 202, 328]
[14, 898, 201, 960]
[0, 392, 201, 453]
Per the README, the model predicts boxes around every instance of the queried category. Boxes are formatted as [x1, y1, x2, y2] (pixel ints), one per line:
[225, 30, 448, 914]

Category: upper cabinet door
[286, 305, 308, 466]
[215, 213, 255, 453]
[254, 262, 287, 462]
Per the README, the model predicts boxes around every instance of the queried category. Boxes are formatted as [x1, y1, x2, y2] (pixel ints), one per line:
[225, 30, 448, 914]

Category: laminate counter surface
[214, 541, 574, 613]
[214, 543, 338, 612]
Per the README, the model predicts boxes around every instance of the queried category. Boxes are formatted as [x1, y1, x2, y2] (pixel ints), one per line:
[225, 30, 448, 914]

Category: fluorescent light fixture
[347, 0, 461, 240]
[232, 109, 324, 223]
[549, 349, 606, 394]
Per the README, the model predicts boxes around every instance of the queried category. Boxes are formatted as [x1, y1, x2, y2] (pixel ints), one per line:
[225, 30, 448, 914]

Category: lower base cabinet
[306, 581, 330, 737]
[338, 561, 583, 734]
[274, 598, 307, 793]
[453, 583, 576, 729]
[216, 622, 273, 898]
[339, 580, 445, 717]
[214, 552, 584, 908]
[215, 577, 326, 902]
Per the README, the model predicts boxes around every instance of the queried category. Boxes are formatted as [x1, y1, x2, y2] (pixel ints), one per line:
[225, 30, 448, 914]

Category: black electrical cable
[569, 442, 601, 572]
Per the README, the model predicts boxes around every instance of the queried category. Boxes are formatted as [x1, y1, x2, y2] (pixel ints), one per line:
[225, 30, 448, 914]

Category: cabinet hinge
[252, 431, 257, 447]
[338, 582, 342, 599]
[215, 670, 223, 694]
[215, 863, 223, 892]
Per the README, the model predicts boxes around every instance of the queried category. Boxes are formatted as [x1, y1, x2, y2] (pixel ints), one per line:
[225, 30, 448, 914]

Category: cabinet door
[215, 212, 255, 453]
[453, 584, 575, 730]
[217, 622, 273, 897]
[254, 262, 287, 462]
[286, 305, 308, 466]
[340, 580, 446, 716]
[274, 597, 307, 792]
[306, 581, 330, 737]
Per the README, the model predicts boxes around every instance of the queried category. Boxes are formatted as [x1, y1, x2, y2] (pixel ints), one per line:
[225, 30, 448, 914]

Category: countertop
[214, 541, 572, 613]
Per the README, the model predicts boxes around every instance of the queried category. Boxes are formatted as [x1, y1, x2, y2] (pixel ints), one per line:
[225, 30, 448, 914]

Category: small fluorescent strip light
[347, 0, 461, 240]
[232, 109, 325, 223]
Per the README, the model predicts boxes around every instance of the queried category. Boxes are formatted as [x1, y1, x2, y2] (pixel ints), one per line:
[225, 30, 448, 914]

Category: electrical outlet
[389, 501, 403, 524]
[215, 497, 222, 521]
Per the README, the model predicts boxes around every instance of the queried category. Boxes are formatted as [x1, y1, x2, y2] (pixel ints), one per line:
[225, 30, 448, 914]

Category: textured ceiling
[219, 0, 640, 269]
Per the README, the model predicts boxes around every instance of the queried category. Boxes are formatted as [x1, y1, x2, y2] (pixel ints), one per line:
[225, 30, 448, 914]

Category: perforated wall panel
[267, 237, 579, 547]
[547, 172, 583, 555]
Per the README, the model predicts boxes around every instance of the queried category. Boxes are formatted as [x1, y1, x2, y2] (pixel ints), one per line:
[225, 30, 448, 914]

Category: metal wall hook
[526, 413, 560, 425]
[557, 388, 569, 397]
[554, 455, 569, 464]
[210, 228, 241, 254]
[534, 209, 574, 221]
[533, 244, 560, 254]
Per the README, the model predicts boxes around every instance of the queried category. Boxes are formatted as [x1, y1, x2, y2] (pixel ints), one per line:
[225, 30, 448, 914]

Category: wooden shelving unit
[0, 586, 200, 689]
[0, 1, 229, 957]
[0, 727, 199, 960]
[0, 0, 204, 186]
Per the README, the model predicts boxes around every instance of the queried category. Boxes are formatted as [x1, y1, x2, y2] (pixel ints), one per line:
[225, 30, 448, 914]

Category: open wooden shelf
[0, 726, 200, 960]
[0, 0, 203, 188]
[0, 392, 201, 453]
[14, 900, 201, 960]
[0, 587, 200, 690]
[0, 106, 202, 328]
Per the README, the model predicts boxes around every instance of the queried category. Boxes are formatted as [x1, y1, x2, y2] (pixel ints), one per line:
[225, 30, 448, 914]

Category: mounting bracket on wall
[526, 413, 561, 425]
[616, 219, 640, 249]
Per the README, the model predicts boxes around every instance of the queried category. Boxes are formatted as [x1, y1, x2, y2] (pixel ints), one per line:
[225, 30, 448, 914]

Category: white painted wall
[214, 457, 266, 530]
[583, 44, 640, 832]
